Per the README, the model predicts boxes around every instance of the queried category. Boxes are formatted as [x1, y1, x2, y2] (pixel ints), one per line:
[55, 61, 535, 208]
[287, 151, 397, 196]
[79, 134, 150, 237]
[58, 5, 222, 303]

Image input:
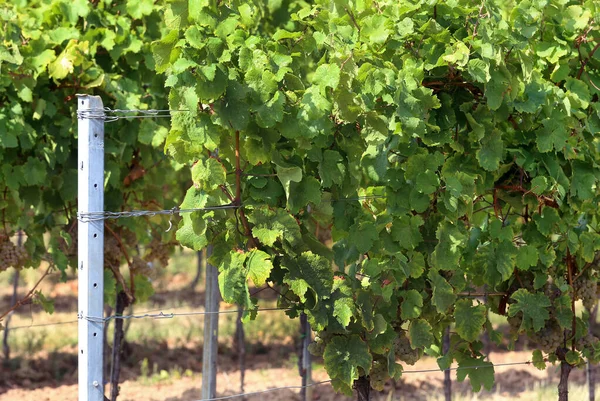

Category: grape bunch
[131, 256, 152, 276]
[144, 239, 171, 266]
[573, 275, 598, 310]
[507, 313, 523, 336]
[0, 239, 27, 271]
[308, 332, 330, 357]
[393, 331, 420, 365]
[369, 358, 388, 391]
[575, 333, 600, 351]
[104, 235, 122, 269]
[530, 319, 563, 354]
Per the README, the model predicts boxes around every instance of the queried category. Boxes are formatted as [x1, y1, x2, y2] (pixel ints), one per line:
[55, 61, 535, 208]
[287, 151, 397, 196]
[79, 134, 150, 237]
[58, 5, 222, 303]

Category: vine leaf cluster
[153, 0, 600, 396]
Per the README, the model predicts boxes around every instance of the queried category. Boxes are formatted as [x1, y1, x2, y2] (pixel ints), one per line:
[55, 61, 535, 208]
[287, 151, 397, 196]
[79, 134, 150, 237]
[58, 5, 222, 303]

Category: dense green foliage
[0, 0, 186, 307]
[155, 0, 600, 395]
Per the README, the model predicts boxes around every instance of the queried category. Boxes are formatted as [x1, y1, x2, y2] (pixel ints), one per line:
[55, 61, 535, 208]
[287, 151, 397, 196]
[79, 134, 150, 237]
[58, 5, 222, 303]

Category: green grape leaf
[274, 160, 302, 201]
[571, 162, 596, 200]
[246, 249, 273, 287]
[248, 207, 301, 247]
[133, 274, 155, 303]
[454, 299, 486, 342]
[533, 207, 560, 236]
[475, 241, 517, 284]
[319, 150, 346, 188]
[324, 335, 372, 392]
[516, 245, 538, 270]
[313, 64, 341, 90]
[255, 91, 284, 128]
[191, 158, 226, 191]
[33, 291, 54, 315]
[580, 232, 600, 263]
[467, 59, 490, 83]
[218, 251, 252, 309]
[392, 215, 424, 250]
[176, 214, 208, 251]
[348, 221, 378, 254]
[282, 252, 333, 304]
[566, 350, 582, 366]
[456, 356, 494, 392]
[126, 0, 153, 19]
[508, 289, 551, 332]
[361, 14, 390, 44]
[442, 41, 470, 67]
[333, 295, 355, 328]
[530, 176, 548, 195]
[408, 319, 434, 349]
[532, 350, 546, 370]
[104, 269, 118, 307]
[400, 289, 423, 320]
[152, 29, 180, 74]
[476, 130, 503, 171]
[428, 270, 457, 314]
[288, 176, 321, 214]
[431, 221, 466, 270]
[553, 294, 574, 329]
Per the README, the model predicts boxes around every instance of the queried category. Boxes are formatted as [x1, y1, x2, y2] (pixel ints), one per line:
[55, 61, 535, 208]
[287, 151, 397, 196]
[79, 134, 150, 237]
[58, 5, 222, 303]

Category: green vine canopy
[155, 0, 600, 395]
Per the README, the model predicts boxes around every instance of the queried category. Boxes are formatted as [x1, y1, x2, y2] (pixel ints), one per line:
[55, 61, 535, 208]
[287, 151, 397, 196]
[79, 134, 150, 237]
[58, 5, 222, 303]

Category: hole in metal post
[81, 349, 84, 354]
[93, 333, 97, 337]
[94, 184, 98, 188]
[81, 100, 84, 105]
[93, 233, 97, 238]
[93, 283, 97, 288]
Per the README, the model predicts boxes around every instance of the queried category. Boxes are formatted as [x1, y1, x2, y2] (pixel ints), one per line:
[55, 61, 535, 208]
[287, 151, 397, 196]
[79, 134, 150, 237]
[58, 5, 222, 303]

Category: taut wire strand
[81, 307, 291, 323]
[196, 380, 333, 401]
[77, 204, 241, 223]
[77, 196, 387, 223]
[76, 107, 189, 122]
[194, 361, 533, 401]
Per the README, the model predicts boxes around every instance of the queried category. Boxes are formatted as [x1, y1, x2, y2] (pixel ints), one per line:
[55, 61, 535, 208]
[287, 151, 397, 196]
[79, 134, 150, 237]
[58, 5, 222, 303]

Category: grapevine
[153, 0, 600, 398]
[0, 0, 191, 316]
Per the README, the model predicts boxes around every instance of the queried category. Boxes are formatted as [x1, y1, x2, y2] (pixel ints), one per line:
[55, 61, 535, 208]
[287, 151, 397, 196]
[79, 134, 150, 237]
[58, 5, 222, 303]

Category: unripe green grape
[0, 240, 27, 271]
[508, 314, 524, 336]
[393, 331, 420, 365]
[369, 358, 388, 391]
[530, 319, 563, 354]
[574, 275, 598, 310]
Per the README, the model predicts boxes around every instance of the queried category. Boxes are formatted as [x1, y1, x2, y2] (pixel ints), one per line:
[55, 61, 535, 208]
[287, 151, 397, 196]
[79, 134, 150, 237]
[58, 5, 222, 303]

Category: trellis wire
[77, 205, 240, 223]
[194, 360, 534, 401]
[77, 196, 387, 223]
[9, 320, 78, 330]
[8, 306, 289, 330]
[76, 107, 189, 122]
[82, 307, 290, 323]
[197, 380, 333, 401]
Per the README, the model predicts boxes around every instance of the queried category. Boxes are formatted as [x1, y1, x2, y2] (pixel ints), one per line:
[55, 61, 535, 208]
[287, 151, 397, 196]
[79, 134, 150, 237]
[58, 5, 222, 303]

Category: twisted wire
[77, 196, 386, 223]
[77, 205, 241, 223]
[80, 307, 290, 323]
[76, 107, 189, 122]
